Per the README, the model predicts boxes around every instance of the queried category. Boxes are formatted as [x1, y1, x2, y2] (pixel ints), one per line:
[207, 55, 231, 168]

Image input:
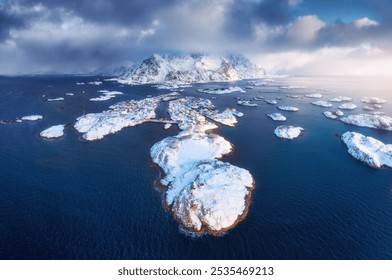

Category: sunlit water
[0, 75, 391, 259]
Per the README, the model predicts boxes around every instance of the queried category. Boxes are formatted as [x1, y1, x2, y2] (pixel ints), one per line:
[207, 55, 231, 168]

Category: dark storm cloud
[16, 0, 179, 25]
[225, 0, 298, 39]
[1, 0, 392, 75]
[314, 19, 392, 49]
[0, 9, 25, 41]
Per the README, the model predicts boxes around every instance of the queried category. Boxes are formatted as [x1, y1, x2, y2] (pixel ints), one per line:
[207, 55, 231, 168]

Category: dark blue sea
[0, 75, 391, 260]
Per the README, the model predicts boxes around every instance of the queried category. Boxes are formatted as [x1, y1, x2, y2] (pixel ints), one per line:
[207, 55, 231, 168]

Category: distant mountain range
[114, 54, 265, 85]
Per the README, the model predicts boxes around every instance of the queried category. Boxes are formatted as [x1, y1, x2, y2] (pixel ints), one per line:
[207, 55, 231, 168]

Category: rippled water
[0, 75, 391, 259]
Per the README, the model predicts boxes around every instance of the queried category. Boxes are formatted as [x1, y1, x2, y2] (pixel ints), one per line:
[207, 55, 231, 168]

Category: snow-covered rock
[340, 114, 392, 131]
[335, 110, 344, 116]
[274, 125, 304, 139]
[164, 123, 172, 129]
[74, 92, 254, 235]
[74, 95, 166, 140]
[150, 97, 254, 235]
[89, 90, 123, 102]
[264, 99, 277, 105]
[237, 100, 258, 107]
[47, 97, 64, 102]
[287, 95, 300, 99]
[20, 115, 43, 121]
[361, 97, 387, 104]
[311, 100, 333, 108]
[338, 103, 357, 110]
[267, 113, 287, 121]
[323, 111, 339, 120]
[88, 81, 103, 85]
[329, 96, 353, 102]
[204, 108, 242, 127]
[277, 105, 299, 112]
[198, 86, 245, 94]
[116, 54, 265, 85]
[341, 132, 392, 169]
[39, 125, 65, 139]
[305, 93, 323, 98]
[65, 93, 74, 96]
[156, 83, 192, 90]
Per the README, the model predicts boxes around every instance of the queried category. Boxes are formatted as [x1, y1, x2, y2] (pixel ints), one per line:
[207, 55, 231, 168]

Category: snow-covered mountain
[116, 54, 265, 85]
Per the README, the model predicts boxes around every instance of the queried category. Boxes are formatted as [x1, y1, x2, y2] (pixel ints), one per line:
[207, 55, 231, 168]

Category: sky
[1, 0, 392, 75]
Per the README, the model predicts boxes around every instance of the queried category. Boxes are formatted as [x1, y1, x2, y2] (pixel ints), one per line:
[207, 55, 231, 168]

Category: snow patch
[39, 125, 65, 139]
[274, 125, 304, 139]
[267, 113, 287, 121]
[311, 100, 333, 108]
[277, 105, 299, 112]
[340, 114, 392, 131]
[341, 132, 392, 169]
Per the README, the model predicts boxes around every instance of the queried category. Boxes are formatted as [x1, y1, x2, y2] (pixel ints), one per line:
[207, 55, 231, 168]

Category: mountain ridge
[116, 54, 265, 85]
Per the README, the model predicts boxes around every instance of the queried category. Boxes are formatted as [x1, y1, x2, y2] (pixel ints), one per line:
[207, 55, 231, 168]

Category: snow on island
[151, 97, 254, 235]
[267, 113, 287, 121]
[47, 97, 64, 102]
[274, 125, 304, 140]
[277, 105, 299, 112]
[73, 93, 254, 235]
[89, 90, 124, 102]
[39, 125, 65, 139]
[88, 81, 103, 85]
[20, 115, 44, 121]
[311, 100, 333, 108]
[340, 114, 392, 131]
[362, 106, 374, 111]
[264, 99, 277, 105]
[338, 103, 357, 110]
[74, 95, 166, 141]
[323, 111, 338, 120]
[305, 93, 323, 99]
[198, 86, 245, 94]
[361, 97, 387, 104]
[341, 132, 392, 169]
[237, 99, 258, 107]
[329, 96, 353, 102]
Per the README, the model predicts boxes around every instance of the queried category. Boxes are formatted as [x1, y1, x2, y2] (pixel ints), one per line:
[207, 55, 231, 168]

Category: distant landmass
[114, 54, 265, 85]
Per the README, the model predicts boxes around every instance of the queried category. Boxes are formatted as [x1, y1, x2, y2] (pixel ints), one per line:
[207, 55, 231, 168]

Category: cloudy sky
[1, 0, 392, 75]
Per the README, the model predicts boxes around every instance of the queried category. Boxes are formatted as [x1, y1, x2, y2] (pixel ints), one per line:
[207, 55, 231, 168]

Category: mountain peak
[116, 54, 265, 85]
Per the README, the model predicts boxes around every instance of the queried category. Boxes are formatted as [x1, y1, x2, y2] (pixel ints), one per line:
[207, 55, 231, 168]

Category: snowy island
[341, 114, 392, 131]
[73, 92, 254, 235]
[341, 132, 392, 169]
[267, 113, 287, 121]
[274, 125, 304, 139]
[39, 125, 65, 139]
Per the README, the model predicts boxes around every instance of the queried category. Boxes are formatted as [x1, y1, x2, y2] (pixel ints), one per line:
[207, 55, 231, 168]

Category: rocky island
[341, 132, 392, 169]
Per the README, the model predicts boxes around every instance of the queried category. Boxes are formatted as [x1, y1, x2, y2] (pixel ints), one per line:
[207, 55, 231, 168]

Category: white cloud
[354, 17, 379, 29]
[287, 15, 325, 42]
[137, 20, 160, 42]
[287, 0, 303, 8]
[255, 45, 392, 76]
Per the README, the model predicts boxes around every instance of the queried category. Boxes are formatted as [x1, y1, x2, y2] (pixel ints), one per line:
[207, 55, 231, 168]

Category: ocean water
[0, 75, 391, 260]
